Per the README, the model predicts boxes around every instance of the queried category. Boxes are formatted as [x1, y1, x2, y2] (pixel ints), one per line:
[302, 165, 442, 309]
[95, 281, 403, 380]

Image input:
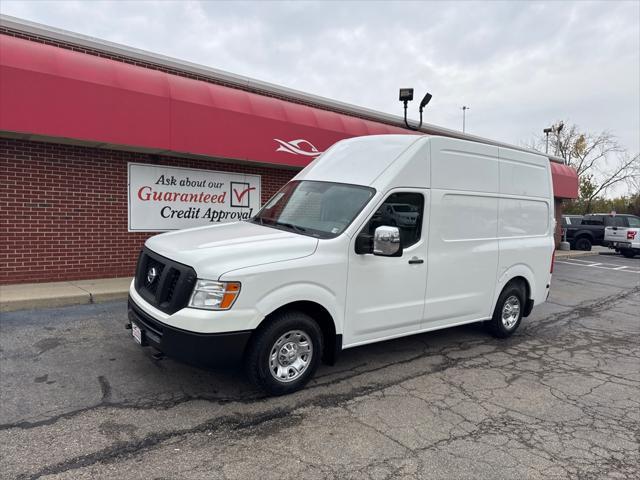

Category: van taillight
[551, 249, 556, 274]
[628, 231, 637, 240]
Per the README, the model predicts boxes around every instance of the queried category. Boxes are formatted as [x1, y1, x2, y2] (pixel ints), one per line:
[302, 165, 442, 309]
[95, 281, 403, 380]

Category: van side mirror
[355, 232, 373, 254]
[373, 226, 402, 257]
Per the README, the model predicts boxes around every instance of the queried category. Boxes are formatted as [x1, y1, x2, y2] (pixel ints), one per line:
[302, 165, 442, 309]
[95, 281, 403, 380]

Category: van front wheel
[487, 283, 525, 338]
[244, 311, 323, 396]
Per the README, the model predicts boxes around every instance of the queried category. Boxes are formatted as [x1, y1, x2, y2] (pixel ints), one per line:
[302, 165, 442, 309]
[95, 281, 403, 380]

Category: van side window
[365, 192, 424, 248]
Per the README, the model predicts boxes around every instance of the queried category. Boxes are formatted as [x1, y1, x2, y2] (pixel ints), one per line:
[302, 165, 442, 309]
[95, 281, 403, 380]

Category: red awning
[550, 162, 579, 199]
[0, 34, 409, 168]
[0, 34, 578, 199]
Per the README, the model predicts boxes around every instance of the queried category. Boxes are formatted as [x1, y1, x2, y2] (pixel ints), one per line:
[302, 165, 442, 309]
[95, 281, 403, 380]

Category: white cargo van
[128, 135, 555, 395]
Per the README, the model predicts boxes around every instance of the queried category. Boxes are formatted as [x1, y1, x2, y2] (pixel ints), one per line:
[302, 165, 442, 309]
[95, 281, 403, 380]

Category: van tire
[621, 249, 636, 258]
[574, 237, 592, 251]
[244, 310, 323, 396]
[487, 282, 525, 338]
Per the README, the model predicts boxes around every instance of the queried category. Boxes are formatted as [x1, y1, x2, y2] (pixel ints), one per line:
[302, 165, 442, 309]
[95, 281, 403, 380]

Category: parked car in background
[561, 215, 583, 243]
[374, 202, 420, 227]
[564, 213, 638, 251]
[562, 215, 583, 227]
[604, 215, 640, 258]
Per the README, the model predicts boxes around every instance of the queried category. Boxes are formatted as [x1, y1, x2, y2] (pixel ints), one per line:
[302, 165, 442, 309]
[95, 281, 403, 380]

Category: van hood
[145, 221, 318, 279]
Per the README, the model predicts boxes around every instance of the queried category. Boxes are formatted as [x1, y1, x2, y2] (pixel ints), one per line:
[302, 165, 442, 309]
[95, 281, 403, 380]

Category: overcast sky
[2, 1, 639, 161]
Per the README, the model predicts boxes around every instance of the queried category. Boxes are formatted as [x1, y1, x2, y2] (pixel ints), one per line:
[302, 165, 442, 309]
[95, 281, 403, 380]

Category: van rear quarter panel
[425, 138, 553, 326]
[496, 148, 554, 306]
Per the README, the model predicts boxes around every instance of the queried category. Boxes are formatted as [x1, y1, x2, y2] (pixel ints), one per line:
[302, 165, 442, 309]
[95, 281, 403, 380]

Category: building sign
[128, 163, 261, 232]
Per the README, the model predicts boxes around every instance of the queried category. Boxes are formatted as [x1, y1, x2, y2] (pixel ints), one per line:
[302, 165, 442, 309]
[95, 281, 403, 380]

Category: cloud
[2, 0, 639, 167]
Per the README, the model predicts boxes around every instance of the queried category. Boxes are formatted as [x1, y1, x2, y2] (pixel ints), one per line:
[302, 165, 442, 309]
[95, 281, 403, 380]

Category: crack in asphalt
[8, 286, 639, 479]
[3, 287, 635, 434]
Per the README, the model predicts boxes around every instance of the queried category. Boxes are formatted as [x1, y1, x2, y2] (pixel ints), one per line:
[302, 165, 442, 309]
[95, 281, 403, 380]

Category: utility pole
[543, 127, 552, 154]
[543, 122, 564, 156]
[461, 106, 469, 133]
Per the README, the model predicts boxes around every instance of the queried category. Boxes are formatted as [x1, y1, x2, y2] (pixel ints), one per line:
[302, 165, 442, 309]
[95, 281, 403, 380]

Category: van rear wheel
[244, 310, 323, 396]
[487, 282, 525, 338]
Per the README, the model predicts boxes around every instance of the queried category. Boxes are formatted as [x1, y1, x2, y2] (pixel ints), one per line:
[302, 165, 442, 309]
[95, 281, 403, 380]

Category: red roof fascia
[0, 34, 578, 199]
[0, 34, 409, 168]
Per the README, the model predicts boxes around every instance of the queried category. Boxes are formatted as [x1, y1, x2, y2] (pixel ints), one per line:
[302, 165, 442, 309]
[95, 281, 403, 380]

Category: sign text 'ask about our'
[128, 163, 261, 232]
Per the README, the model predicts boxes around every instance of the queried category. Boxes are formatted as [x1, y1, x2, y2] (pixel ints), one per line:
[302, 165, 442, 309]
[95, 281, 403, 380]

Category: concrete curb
[555, 250, 599, 259]
[555, 246, 609, 260]
[0, 277, 131, 312]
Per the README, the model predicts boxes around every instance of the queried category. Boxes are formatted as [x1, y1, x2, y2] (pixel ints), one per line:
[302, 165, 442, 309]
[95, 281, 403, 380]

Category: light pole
[555, 122, 564, 157]
[461, 106, 470, 133]
[543, 127, 553, 154]
[543, 122, 564, 155]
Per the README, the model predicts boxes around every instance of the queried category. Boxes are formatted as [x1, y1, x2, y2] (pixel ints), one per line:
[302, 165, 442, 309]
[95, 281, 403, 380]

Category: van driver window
[364, 192, 424, 248]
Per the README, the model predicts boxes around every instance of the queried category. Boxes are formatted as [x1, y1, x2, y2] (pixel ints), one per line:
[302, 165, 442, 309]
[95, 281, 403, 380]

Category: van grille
[134, 247, 197, 315]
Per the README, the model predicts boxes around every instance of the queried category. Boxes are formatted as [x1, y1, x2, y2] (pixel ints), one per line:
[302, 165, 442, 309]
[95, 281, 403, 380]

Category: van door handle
[408, 257, 424, 264]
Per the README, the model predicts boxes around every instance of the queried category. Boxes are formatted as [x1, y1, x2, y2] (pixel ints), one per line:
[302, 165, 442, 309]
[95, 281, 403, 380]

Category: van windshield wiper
[274, 222, 307, 233]
[252, 216, 276, 226]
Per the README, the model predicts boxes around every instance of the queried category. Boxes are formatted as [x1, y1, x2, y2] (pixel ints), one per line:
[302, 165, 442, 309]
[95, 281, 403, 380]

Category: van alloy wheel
[501, 295, 520, 329]
[487, 282, 525, 338]
[244, 310, 323, 395]
[269, 330, 313, 383]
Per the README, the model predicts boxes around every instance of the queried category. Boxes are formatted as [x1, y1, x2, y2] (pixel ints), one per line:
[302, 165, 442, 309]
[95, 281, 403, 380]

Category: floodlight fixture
[399, 88, 432, 131]
[399, 88, 414, 102]
[419, 93, 432, 109]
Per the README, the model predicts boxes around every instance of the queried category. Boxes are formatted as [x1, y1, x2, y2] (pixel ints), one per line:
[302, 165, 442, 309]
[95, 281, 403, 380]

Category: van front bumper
[127, 296, 252, 367]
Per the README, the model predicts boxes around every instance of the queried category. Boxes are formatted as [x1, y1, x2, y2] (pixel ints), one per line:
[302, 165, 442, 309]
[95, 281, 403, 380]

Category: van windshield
[251, 180, 375, 239]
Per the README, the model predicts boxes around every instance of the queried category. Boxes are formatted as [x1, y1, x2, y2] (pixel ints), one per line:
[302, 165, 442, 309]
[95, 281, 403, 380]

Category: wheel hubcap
[501, 295, 521, 329]
[269, 330, 313, 383]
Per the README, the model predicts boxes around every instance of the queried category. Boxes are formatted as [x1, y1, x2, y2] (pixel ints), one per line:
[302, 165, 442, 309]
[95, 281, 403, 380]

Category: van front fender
[254, 282, 343, 334]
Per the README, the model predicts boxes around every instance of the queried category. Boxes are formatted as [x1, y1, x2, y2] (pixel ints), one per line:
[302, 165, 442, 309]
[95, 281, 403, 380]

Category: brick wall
[554, 199, 565, 247]
[0, 138, 297, 284]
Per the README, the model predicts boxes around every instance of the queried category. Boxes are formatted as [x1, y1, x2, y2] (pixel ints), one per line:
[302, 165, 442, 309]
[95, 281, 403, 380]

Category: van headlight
[188, 280, 241, 310]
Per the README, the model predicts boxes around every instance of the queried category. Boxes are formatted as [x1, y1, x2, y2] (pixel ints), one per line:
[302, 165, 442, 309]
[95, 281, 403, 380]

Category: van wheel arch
[504, 276, 533, 317]
[487, 278, 529, 338]
[256, 301, 340, 365]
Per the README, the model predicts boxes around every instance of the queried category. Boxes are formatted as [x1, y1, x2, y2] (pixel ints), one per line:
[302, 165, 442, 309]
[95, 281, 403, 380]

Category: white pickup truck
[605, 215, 640, 258]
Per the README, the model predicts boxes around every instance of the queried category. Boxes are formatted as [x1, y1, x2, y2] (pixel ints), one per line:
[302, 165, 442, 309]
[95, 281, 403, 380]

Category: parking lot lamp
[462, 106, 470, 133]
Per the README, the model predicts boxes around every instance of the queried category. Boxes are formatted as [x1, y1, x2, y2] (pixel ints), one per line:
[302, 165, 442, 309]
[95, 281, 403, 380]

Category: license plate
[131, 322, 142, 345]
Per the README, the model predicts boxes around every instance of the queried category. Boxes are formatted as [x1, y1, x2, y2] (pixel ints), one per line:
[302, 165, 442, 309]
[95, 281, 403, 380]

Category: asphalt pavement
[1, 253, 639, 479]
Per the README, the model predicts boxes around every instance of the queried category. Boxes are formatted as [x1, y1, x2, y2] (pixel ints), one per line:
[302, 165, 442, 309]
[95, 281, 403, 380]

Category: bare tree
[625, 159, 640, 196]
[530, 122, 640, 212]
